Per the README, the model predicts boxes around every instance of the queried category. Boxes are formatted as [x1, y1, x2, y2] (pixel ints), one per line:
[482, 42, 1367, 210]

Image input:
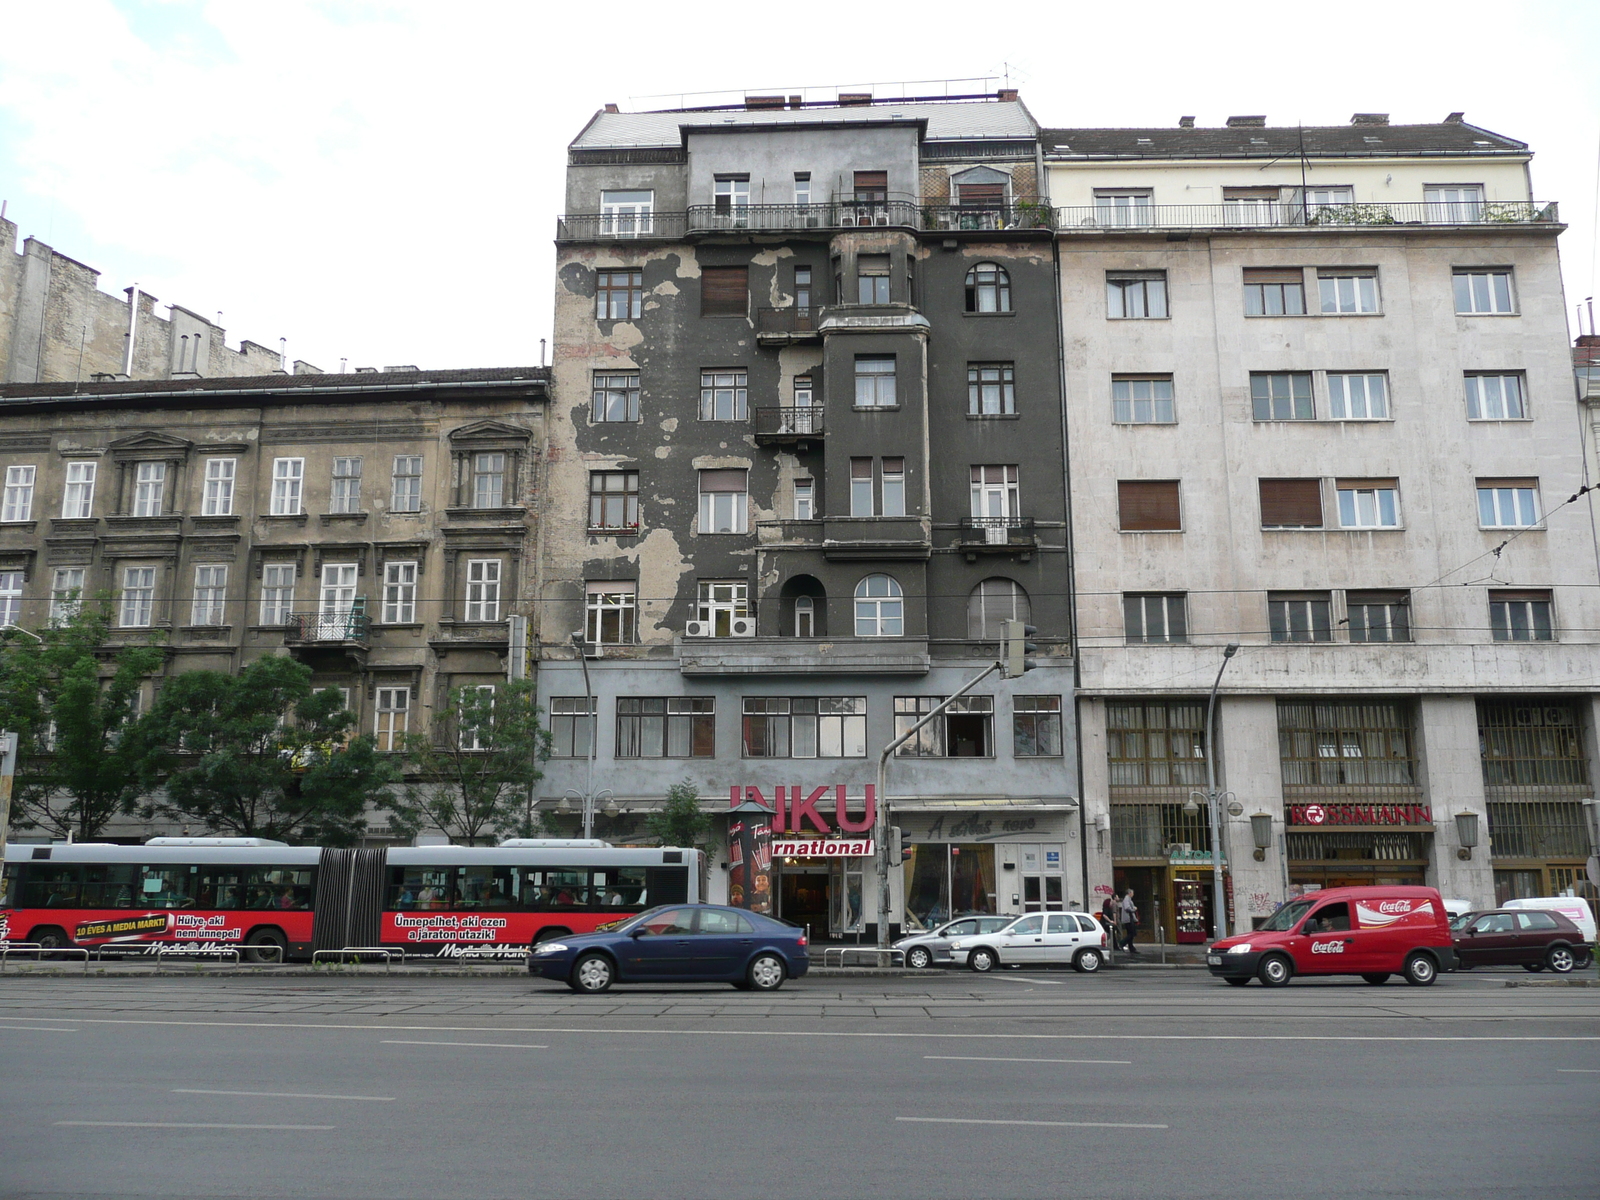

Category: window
[854, 356, 896, 407]
[600, 189, 653, 237]
[965, 262, 1011, 313]
[1337, 480, 1400, 529]
[1347, 591, 1411, 643]
[120, 567, 156, 628]
[459, 685, 495, 751]
[1303, 186, 1354, 209]
[464, 559, 502, 621]
[330, 457, 362, 513]
[586, 582, 636, 645]
[593, 371, 641, 423]
[269, 458, 303, 515]
[1327, 373, 1388, 420]
[742, 697, 867, 758]
[1014, 696, 1063, 757]
[50, 567, 85, 625]
[589, 471, 640, 530]
[701, 266, 748, 317]
[1124, 593, 1187, 644]
[382, 561, 417, 624]
[549, 697, 596, 758]
[1465, 373, 1527, 420]
[1269, 592, 1332, 643]
[596, 269, 643, 320]
[793, 266, 812, 312]
[854, 574, 903, 637]
[191, 565, 227, 626]
[793, 478, 814, 521]
[1094, 190, 1153, 226]
[260, 563, 295, 625]
[696, 580, 748, 637]
[616, 697, 715, 758]
[1260, 478, 1323, 529]
[714, 175, 750, 222]
[2, 465, 35, 522]
[472, 453, 506, 508]
[857, 254, 891, 304]
[1477, 700, 1588, 787]
[967, 578, 1030, 640]
[1454, 268, 1515, 315]
[375, 687, 410, 751]
[1117, 480, 1181, 531]
[970, 465, 1019, 521]
[1112, 375, 1175, 424]
[1225, 187, 1283, 225]
[1106, 271, 1166, 319]
[62, 461, 96, 519]
[793, 594, 816, 636]
[700, 369, 748, 421]
[1489, 591, 1553, 642]
[1277, 700, 1417, 788]
[1243, 268, 1306, 316]
[1425, 185, 1483, 223]
[200, 458, 233, 516]
[132, 461, 166, 517]
[793, 173, 812, 208]
[698, 469, 748, 534]
[968, 364, 1016, 415]
[1251, 372, 1314, 421]
[319, 563, 357, 616]
[881, 458, 906, 517]
[1477, 480, 1541, 528]
[391, 456, 423, 513]
[895, 695, 994, 757]
[0, 570, 21, 626]
[850, 458, 874, 517]
[1318, 269, 1379, 314]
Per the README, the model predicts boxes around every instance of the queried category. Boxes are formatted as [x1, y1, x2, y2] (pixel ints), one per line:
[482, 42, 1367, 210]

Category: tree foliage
[646, 778, 711, 850]
[387, 677, 551, 844]
[0, 601, 166, 841]
[139, 655, 399, 842]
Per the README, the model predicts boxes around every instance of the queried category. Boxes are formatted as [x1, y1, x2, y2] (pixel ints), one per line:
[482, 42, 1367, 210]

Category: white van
[1503, 897, 1596, 947]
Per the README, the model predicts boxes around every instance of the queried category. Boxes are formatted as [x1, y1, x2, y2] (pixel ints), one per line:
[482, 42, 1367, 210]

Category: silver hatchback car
[894, 915, 1015, 969]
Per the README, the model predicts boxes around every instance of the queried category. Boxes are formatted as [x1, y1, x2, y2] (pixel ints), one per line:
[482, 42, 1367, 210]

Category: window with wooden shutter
[1117, 481, 1181, 531]
[701, 266, 748, 316]
[854, 170, 888, 199]
[1259, 478, 1323, 528]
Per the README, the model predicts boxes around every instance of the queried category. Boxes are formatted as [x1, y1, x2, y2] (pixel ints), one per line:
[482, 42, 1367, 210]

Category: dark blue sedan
[528, 904, 809, 993]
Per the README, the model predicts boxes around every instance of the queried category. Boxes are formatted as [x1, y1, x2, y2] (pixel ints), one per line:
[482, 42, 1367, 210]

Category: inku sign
[1288, 803, 1433, 827]
[730, 785, 876, 858]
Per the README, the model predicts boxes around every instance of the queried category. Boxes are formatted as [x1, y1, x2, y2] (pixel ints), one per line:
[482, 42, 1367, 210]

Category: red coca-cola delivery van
[1207, 885, 1456, 987]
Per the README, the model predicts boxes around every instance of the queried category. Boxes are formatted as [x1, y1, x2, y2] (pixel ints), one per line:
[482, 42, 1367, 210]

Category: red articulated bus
[1, 837, 703, 961]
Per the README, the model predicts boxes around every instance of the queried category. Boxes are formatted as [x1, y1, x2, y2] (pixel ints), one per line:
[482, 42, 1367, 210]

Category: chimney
[745, 95, 785, 110]
[998, 88, 1018, 102]
[1351, 113, 1390, 126]
[1225, 115, 1266, 127]
[1178, 115, 1195, 128]
[788, 95, 803, 109]
[603, 103, 619, 114]
[838, 92, 872, 107]
[1444, 111, 1465, 124]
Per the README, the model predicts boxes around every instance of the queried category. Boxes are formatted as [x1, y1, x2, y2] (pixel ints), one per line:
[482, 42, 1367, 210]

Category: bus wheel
[29, 926, 70, 959]
[243, 928, 287, 964]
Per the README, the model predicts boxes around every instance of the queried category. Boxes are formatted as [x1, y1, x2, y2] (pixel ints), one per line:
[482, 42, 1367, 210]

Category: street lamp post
[1187, 643, 1239, 941]
[565, 632, 610, 840]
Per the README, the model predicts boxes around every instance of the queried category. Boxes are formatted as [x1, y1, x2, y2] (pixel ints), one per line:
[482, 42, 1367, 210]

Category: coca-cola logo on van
[1377, 900, 1413, 914]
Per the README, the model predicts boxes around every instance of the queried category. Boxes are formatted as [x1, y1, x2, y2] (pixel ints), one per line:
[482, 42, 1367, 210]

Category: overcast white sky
[2, 1, 1596, 371]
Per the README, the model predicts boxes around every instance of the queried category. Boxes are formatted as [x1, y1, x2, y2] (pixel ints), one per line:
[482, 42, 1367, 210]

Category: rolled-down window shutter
[699, 469, 748, 493]
[854, 171, 888, 189]
[1242, 268, 1304, 285]
[1117, 481, 1181, 531]
[702, 267, 748, 316]
[959, 183, 1005, 204]
[1259, 478, 1323, 527]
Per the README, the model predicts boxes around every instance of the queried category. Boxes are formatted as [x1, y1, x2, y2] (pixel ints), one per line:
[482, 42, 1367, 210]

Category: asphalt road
[1, 967, 1596, 1200]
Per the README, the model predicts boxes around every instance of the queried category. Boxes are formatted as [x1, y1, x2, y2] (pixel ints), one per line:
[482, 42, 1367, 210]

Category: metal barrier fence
[311, 946, 404, 971]
[0, 943, 91, 973]
[822, 947, 906, 968]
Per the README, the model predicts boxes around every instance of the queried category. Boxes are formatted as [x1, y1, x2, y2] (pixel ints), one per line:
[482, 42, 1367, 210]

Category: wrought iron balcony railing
[753, 405, 826, 440]
[959, 516, 1036, 546]
[756, 306, 819, 336]
[1054, 200, 1559, 231]
[921, 203, 1056, 232]
[285, 609, 369, 645]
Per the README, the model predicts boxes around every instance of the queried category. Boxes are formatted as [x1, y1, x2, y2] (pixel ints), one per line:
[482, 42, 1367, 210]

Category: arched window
[967, 578, 1030, 640]
[854, 574, 904, 638]
[965, 262, 1011, 314]
[794, 595, 815, 637]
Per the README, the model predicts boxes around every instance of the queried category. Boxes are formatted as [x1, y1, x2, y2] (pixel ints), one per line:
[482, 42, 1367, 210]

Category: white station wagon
[950, 911, 1109, 974]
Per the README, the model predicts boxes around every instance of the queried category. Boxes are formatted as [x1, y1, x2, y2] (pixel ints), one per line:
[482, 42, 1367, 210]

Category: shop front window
[902, 842, 996, 931]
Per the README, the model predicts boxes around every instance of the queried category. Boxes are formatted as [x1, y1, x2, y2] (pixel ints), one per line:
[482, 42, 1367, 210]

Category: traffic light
[890, 825, 911, 863]
[1002, 619, 1038, 678]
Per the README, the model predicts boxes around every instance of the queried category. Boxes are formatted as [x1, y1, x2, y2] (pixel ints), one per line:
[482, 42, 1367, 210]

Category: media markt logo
[1303, 804, 1328, 825]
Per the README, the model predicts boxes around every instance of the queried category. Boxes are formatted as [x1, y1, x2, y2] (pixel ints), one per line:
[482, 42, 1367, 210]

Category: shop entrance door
[778, 867, 830, 941]
[829, 860, 864, 939]
[1020, 844, 1066, 913]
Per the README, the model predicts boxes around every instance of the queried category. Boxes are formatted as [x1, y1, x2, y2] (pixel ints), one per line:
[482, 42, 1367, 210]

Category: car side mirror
[628, 927, 646, 938]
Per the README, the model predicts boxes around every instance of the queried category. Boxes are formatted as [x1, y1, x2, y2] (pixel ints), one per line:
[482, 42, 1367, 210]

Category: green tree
[646, 778, 711, 850]
[388, 677, 552, 844]
[0, 600, 165, 841]
[140, 655, 399, 842]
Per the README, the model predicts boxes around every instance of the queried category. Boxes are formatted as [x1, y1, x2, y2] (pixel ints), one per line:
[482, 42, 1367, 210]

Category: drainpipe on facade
[122, 284, 139, 377]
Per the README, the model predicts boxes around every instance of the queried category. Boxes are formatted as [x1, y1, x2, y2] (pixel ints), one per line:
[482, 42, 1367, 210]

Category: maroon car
[1451, 909, 1590, 974]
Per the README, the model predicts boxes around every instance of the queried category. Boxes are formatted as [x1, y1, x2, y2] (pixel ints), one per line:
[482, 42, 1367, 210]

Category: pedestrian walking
[1101, 893, 1122, 950]
[1120, 887, 1141, 956]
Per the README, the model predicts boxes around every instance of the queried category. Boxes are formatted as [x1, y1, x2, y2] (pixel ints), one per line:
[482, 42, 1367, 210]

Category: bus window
[81, 864, 139, 907]
[645, 866, 690, 906]
[138, 866, 196, 909]
[389, 867, 452, 911]
[528, 869, 589, 910]
[244, 867, 313, 911]
[22, 864, 82, 908]
[456, 866, 519, 910]
[595, 867, 648, 908]
[195, 865, 246, 909]
[0, 862, 15, 907]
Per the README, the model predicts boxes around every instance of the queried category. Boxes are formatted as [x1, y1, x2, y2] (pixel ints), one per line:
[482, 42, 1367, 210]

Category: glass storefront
[902, 843, 996, 931]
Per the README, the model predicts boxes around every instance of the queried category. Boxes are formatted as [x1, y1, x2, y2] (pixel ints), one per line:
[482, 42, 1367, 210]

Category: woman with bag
[1120, 887, 1140, 956]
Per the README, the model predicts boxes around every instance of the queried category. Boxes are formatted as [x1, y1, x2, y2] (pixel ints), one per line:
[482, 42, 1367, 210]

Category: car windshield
[616, 905, 670, 933]
[1449, 913, 1478, 932]
[1259, 898, 1315, 932]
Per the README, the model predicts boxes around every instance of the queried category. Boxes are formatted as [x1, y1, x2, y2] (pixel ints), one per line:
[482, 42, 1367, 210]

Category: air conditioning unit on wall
[729, 617, 757, 638]
[684, 620, 711, 638]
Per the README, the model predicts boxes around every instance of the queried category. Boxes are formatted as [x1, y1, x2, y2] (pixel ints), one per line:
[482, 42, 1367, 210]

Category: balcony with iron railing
[284, 606, 370, 653]
[752, 405, 826, 445]
[1054, 199, 1560, 233]
[956, 516, 1037, 558]
[755, 306, 820, 341]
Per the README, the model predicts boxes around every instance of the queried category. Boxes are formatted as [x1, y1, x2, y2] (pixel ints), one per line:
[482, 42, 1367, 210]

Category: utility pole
[0, 731, 16, 869]
[1187, 643, 1239, 940]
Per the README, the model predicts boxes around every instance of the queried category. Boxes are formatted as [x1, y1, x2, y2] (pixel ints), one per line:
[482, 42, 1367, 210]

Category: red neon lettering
[834, 784, 875, 834]
[789, 786, 832, 834]
[772, 786, 786, 833]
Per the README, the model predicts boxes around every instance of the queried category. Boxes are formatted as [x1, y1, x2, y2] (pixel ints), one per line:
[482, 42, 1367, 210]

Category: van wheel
[1361, 973, 1390, 985]
[906, 946, 933, 970]
[1402, 953, 1437, 986]
[243, 928, 287, 964]
[968, 947, 998, 973]
[1547, 946, 1576, 974]
[1257, 954, 1293, 987]
[1073, 948, 1103, 974]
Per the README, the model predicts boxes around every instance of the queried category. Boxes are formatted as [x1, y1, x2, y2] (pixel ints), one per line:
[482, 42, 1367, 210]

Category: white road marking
[55, 1121, 334, 1131]
[987, 975, 1066, 986]
[381, 1039, 546, 1049]
[925, 1055, 1131, 1065]
[173, 1089, 394, 1101]
[0, 1025, 76, 1033]
[0, 1015, 1592, 1043]
[1557, 1068, 1600, 1073]
[899, 1116, 1167, 1130]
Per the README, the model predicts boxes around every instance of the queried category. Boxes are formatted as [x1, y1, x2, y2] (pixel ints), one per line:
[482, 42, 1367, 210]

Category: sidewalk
[1105, 941, 1210, 968]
